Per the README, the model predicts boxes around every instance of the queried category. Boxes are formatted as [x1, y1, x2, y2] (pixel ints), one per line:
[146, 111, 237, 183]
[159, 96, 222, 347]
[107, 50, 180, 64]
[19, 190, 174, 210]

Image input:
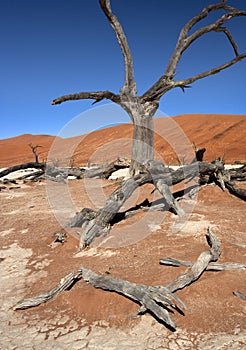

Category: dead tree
[28, 143, 43, 164]
[52, 0, 246, 176]
[11, 1, 246, 331]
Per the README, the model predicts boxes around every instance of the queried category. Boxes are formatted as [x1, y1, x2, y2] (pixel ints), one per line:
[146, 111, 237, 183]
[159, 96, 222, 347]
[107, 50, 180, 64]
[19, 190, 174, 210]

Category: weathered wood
[52, 90, 120, 105]
[14, 229, 237, 331]
[155, 179, 185, 216]
[225, 180, 246, 201]
[99, 0, 136, 94]
[84, 164, 115, 179]
[14, 271, 80, 310]
[165, 228, 221, 293]
[160, 257, 246, 271]
[80, 267, 180, 330]
[129, 112, 156, 176]
[142, 3, 246, 101]
[67, 208, 98, 228]
[69, 161, 220, 248]
[78, 176, 142, 249]
[0, 162, 45, 178]
[233, 291, 246, 300]
[228, 164, 246, 181]
[18, 169, 45, 181]
[61, 158, 131, 179]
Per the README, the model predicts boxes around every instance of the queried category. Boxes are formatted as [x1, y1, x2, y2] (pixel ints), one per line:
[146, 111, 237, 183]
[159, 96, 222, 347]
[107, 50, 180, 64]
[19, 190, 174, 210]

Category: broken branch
[14, 271, 80, 310]
[51, 90, 119, 105]
[160, 257, 246, 271]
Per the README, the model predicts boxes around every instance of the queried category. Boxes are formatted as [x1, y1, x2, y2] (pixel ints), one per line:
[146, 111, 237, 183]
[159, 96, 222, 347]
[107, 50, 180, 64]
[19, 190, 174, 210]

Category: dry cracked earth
[0, 174, 246, 349]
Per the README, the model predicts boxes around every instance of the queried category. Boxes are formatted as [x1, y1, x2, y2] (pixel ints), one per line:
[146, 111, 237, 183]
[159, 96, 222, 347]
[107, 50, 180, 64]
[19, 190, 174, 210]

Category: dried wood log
[18, 170, 45, 181]
[83, 158, 130, 179]
[165, 228, 221, 292]
[63, 167, 85, 179]
[67, 208, 98, 228]
[233, 291, 246, 300]
[225, 181, 246, 201]
[228, 164, 246, 181]
[0, 162, 45, 178]
[14, 271, 80, 310]
[44, 174, 66, 183]
[83, 164, 117, 179]
[79, 267, 180, 330]
[14, 229, 244, 330]
[160, 257, 246, 271]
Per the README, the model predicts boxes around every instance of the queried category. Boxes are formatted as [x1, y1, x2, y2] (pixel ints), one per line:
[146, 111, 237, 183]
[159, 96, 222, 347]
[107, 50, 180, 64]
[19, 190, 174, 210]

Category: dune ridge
[0, 114, 245, 167]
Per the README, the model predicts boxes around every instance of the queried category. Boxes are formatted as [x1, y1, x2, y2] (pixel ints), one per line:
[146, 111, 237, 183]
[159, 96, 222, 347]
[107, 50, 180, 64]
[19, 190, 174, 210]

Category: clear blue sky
[0, 0, 245, 139]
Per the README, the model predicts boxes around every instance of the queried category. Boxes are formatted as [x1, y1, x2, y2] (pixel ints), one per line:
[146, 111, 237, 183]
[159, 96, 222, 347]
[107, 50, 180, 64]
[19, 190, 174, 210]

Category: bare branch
[173, 53, 246, 88]
[165, 7, 245, 78]
[160, 257, 246, 271]
[142, 2, 246, 101]
[166, 228, 221, 292]
[215, 27, 239, 56]
[99, 0, 136, 94]
[51, 90, 120, 105]
[14, 271, 80, 310]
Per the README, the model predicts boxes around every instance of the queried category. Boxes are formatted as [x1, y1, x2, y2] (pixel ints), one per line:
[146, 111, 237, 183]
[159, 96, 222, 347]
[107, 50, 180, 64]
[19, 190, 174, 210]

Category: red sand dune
[0, 114, 245, 167]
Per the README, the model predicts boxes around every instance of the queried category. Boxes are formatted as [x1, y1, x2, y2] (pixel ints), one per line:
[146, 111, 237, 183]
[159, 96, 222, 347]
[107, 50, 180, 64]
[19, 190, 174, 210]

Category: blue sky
[0, 0, 245, 139]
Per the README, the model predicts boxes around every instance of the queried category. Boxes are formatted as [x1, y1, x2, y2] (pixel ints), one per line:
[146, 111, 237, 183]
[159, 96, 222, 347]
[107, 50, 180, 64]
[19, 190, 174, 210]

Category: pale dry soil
[0, 177, 245, 349]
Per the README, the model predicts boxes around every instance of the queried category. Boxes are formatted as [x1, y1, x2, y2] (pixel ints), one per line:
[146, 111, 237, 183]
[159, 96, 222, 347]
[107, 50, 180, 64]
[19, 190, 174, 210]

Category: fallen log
[79, 268, 180, 330]
[224, 180, 246, 201]
[228, 164, 246, 181]
[0, 162, 45, 178]
[13, 228, 240, 331]
[83, 157, 131, 179]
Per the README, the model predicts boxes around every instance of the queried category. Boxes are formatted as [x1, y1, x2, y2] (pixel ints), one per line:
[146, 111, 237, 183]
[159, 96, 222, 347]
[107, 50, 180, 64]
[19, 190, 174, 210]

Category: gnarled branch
[173, 53, 246, 90]
[142, 2, 246, 101]
[51, 90, 120, 105]
[99, 0, 136, 94]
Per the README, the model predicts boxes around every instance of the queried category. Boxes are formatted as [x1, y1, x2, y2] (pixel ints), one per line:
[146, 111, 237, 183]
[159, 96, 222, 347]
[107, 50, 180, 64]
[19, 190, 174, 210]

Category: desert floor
[0, 175, 245, 349]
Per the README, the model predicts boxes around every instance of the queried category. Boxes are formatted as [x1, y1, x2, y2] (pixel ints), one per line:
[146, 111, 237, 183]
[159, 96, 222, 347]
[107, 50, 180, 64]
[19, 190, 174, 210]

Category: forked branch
[173, 53, 246, 90]
[142, 2, 246, 101]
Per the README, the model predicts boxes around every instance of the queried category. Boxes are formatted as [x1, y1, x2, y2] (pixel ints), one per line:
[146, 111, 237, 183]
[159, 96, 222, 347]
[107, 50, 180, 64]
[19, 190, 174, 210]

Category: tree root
[68, 161, 219, 249]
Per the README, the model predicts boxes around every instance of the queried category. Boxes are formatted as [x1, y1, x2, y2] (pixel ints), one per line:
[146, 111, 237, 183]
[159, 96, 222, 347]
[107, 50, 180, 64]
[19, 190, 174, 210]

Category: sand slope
[0, 114, 245, 167]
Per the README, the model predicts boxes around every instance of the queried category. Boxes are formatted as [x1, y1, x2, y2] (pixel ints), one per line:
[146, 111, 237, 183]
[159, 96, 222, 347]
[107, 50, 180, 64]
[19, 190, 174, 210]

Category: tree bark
[130, 114, 154, 176]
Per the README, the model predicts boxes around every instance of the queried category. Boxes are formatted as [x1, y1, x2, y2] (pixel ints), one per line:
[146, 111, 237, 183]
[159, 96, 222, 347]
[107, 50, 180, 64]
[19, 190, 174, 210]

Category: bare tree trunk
[130, 114, 154, 176]
[119, 99, 158, 177]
